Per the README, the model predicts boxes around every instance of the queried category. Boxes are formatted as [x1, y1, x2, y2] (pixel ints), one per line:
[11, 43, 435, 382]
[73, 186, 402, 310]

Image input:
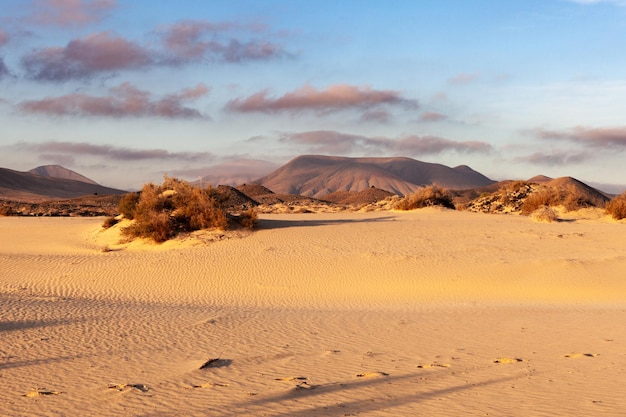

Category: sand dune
[1, 210, 625, 416]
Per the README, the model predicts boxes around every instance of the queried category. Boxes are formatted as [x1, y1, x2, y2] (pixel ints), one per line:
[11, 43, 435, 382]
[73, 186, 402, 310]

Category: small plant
[531, 206, 559, 223]
[102, 216, 119, 229]
[118, 192, 140, 220]
[606, 192, 626, 220]
[394, 186, 455, 210]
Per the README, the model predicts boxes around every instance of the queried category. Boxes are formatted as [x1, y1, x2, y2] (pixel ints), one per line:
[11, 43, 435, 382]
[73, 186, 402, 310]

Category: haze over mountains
[255, 155, 495, 198]
[0, 165, 126, 202]
[0, 156, 619, 203]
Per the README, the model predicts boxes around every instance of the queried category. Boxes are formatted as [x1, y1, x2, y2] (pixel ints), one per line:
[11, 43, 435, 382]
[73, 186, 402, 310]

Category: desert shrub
[394, 186, 455, 210]
[102, 216, 119, 229]
[531, 206, 559, 223]
[120, 176, 254, 242]
[118, 192, 140, 220]
[522, 185, 606, 215]
[606, 192, 626, 220]
[521, 189, 560, 215]
[0, 204, 14, 216]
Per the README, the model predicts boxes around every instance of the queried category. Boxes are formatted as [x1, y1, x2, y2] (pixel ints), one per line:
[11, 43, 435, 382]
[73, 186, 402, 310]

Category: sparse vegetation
[394, 186, 455, 210]
[114, 176, 257, 243]
[102, 216, 119, 229]
[521, 185, 607, 215]
[606, 192, 626, 220]
[531, 206, 559, 223]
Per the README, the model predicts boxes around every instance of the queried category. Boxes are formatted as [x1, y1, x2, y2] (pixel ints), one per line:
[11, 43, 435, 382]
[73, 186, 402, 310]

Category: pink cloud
[28, 0, 117, 26]
[227, 84, 418, 113]
[159, 20, 287, 64]
[514, 151, 589, 165]
[0, 30, 8, 47]
[22, 32, 152, 81]
[447, 72, 482, 85]
[280, 130, 491, 156]
[419, 111, 447, 122]
[530, 126, 626, 148]
[19, 82, 209, 118]
[15, 141, 213, 161]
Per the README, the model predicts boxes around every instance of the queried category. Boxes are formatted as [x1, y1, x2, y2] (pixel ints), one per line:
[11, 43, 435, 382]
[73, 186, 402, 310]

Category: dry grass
[521, 185, 607, 215]
[394, 186, 455, 210]
[531, 206, 559, 223]
[606, 192, 626, 220]
[115, 176, 256, 243]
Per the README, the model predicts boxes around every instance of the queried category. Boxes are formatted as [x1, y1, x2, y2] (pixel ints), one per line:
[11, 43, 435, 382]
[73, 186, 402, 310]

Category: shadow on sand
[257, 215, 398, 230]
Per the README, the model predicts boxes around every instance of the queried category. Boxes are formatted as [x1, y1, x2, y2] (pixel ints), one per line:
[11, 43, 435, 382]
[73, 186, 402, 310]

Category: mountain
[0, 166, 127, 202]
[254, 155, 495, 198]
[28, 165, 98, 185]
[196, 159, 279, 187]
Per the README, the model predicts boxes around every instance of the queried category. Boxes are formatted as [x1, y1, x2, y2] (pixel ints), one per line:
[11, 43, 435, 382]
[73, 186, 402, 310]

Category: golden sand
[1, 209, 625, 416]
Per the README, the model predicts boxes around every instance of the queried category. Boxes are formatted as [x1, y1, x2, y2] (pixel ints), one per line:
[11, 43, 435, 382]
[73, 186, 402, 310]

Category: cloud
[0, 30, 8, 47]
[14, 141, 213, 161]
[530, 126, 626, 148]
[160, 20, 286, 64]
[19, 82, 209, 118]
[0, 59, 9, 79]
[447, 72, 481, 85]
[514, 151, 589, 165]
[22, 32, 152, 81]
[27, 0, 117, 26]
[419, 111, 447, 122]
[227, 84, 418, 114]
[280, 130, 491, 156]
[360, 109, 390, 123]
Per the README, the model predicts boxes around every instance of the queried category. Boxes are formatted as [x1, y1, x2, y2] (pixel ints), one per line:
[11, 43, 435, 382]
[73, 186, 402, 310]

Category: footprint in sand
[417, 362, 451, 369]
[23, 389, 62, 397]
[108, 383, 150, 393]
[564, 353, 599, 358]
[191, 382, 229, 389]
[494, 358, 523, 364]
[356, 371, 389, 378]
[274, 376, 314, 389]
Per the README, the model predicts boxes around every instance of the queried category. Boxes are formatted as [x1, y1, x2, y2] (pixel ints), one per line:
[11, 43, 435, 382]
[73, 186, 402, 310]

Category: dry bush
[606, 192, 626, 220]
[394, 186, 455, 210]
[522, 185, 606, 215]
[102, 216, 119, 229]
[531, 206, 559, 223]
[118, 192, 140, 220]
[120, 176, 253, 243]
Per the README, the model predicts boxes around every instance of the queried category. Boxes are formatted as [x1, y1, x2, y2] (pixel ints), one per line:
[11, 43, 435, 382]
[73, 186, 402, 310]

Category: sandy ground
[1, 209, 625, 416]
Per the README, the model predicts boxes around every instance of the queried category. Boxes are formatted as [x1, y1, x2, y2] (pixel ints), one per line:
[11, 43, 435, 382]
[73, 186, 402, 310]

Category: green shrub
[606, 192, 626, 220]
[394, 186, 455, 210]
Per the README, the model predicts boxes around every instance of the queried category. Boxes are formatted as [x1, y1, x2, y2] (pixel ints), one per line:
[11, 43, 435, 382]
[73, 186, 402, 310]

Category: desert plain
[1, 208, 626, 416]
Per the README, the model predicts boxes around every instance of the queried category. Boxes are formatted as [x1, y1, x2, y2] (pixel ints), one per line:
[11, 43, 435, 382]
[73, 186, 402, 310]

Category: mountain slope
[28, 165, 98, 185]
[255, 155, 495, 198]
[0, 167, 127, 202]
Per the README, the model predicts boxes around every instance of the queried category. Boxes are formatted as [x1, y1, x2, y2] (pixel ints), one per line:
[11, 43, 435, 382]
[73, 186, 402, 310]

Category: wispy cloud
[19, 82, 209, 118]
[21, 32, 152, 81]
[280, 130, 491, 156]
[530, 126, 626, 148]
[0, 30, 8, 46]
[227, 84, 418, 115]
[27, 0, 117, 27]
[159, 20, 287, 64]
[447, 72, 481, 85]
[419, 111, 447, 122]
[514, 151, 589, 165]
[13, 141, 213, 161]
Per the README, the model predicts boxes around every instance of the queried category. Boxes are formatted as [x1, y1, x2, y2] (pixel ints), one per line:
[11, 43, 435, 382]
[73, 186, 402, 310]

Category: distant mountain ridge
[255, 155, 496, 198]
[0, 166, 127, 202]
[29, 165, 98, 185]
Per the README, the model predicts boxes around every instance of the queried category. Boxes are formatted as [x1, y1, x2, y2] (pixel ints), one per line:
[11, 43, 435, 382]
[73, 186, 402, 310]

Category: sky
[1, 0, 626, 192]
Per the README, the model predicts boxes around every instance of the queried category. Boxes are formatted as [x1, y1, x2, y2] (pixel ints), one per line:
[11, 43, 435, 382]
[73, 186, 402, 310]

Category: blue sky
[1, 0, 626, 191]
